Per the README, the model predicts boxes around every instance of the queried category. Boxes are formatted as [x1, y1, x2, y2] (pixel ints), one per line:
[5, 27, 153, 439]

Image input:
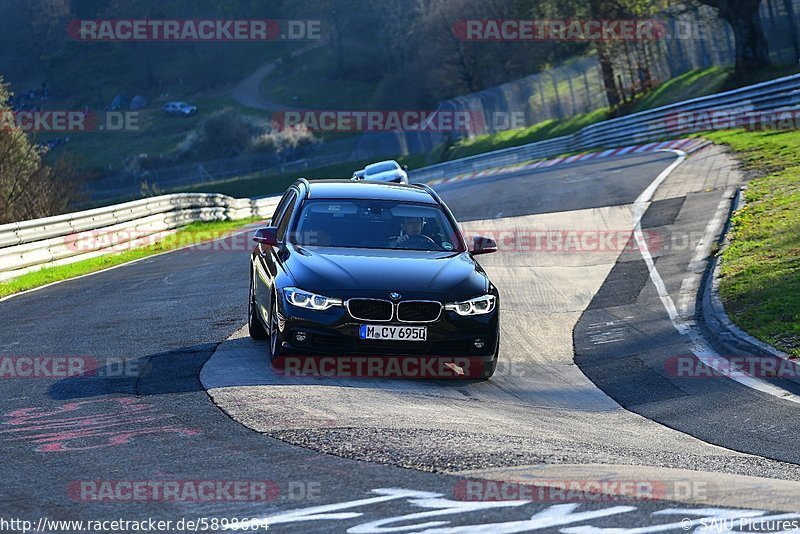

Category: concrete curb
[699, 187, 800, 381]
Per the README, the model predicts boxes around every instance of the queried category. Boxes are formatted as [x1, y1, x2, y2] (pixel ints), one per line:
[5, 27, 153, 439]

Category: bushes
[0, 77, 85, 224]
[175, 108, 318, 161]
[250, 123, 317, 156]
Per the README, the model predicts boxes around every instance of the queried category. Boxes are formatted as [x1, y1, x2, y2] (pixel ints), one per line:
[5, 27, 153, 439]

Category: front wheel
[268, 294, 285, 361]
[477, 333, 499, 379]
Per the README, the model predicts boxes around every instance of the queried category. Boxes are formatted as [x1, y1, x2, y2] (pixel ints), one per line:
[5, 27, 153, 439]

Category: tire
[248, 271, 269, 340]
[268, 293, 285, 361]
[477, 332, 500, 379]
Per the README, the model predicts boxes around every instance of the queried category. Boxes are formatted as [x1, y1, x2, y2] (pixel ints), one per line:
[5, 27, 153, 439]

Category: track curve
[5, 149, 800, 532]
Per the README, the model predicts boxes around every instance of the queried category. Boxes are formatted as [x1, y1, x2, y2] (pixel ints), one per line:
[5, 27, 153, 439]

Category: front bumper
[277, 300, 498, 358]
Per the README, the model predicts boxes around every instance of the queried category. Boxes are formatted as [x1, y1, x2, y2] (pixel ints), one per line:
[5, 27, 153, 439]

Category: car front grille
[397, 301, 442, 323]
[346, 299, 393, 322]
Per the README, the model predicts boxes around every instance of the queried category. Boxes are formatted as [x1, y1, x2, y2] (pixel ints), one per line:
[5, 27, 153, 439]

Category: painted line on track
[425, 138, 712, 188]
[633, 149, 800, 404]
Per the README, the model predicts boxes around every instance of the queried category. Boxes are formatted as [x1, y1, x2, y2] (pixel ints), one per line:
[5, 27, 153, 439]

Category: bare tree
[0, 77, 84, 223]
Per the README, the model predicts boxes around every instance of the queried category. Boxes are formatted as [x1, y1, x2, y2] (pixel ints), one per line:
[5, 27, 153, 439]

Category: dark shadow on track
[48, 343, 217, 400]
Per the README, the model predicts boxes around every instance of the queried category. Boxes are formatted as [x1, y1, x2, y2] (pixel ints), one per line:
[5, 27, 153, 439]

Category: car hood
[285, 245, 487, 298]
[364, 170, 402, 181]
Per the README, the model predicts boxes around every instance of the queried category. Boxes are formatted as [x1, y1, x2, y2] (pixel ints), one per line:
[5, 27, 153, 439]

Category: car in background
[362, 160, 408, 184]
[352, 169, 366, 180]
[162, 101, 197, 116]
[248, 179, 500, 378]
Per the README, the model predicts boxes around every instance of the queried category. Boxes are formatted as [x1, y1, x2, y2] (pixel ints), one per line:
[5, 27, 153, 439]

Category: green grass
[720, 63, 800, 91]
[703, 129, 800, 357]
[0, 217, 261, 299]
[25, 41, 299, 173]
[260, 47, 379, 110]
[444, 108, 610, 161]
[40, 93, 260, 172]
[629, 65, 800, 113]
[436, 64, 800, 164]
[632, 67, 731, 112]
[178, 67, 737, 196]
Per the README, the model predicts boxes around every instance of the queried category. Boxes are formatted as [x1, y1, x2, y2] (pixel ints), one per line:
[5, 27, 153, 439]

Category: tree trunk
[582, 69, 593, 108]
[589, 0, 621, 108]
[698, 0, 771, 73]
[566, 75, 577, 115]
[781, 0, 800, 63]
[550, 73, 563, 119]
[596, 44, 621, 107]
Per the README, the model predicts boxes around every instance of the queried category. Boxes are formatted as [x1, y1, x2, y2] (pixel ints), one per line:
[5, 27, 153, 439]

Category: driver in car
[390, 217, 426, 248]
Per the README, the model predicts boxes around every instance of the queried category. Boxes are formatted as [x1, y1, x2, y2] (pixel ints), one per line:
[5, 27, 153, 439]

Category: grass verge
[631, 66, 731, 112]
[703, 129, 800, 356]
[0, 217, 261, 299]
[443, 65, 800, 164]
[443, 108, 610, 161]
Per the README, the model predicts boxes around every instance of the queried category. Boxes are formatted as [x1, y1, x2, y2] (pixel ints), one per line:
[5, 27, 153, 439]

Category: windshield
[365, 162, 398, 175]
[291, 199, 464, 252]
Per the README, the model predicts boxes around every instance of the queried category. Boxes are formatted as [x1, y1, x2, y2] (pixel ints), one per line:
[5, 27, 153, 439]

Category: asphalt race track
[3, 147, 800, 532]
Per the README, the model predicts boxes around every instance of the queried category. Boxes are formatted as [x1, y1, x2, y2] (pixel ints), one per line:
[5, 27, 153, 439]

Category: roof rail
[413, 182, 438, 197]
[412, 182, 449, 208]
[294, 177, 311, 198]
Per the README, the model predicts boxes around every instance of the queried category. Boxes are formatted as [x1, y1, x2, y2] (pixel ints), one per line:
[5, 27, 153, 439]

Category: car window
[270, 189, 296, 226]
[275, 191, 298, 241]
[365, 162, 398, 174]
[292, 199, 463, 251]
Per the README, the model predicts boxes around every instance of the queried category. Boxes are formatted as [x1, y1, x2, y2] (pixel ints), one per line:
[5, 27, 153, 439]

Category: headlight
[445, 294, 496, 316]
[283, 287, 342, 311]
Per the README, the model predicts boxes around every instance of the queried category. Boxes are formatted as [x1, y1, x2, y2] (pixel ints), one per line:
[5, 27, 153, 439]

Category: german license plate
[359, 324, 427, 341]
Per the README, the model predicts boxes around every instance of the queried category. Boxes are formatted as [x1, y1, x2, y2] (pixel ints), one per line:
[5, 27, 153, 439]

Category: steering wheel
[396, 234, 439, 250]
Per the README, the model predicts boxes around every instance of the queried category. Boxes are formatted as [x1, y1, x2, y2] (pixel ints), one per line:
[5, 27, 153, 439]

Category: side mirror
[471, 235, 498, 255]
[253, 227, 279, 246]
[402, 164, 409, 172]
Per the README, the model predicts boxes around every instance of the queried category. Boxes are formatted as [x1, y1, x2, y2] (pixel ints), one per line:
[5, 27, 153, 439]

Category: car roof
[304, 179, 436, 203]
[365, 160, 399, 170]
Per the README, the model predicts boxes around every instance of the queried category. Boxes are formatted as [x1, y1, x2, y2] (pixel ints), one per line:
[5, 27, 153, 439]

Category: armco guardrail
[0, 193, 279, 282]
[410, 72, 800, 183]
[6, 73, 800, 283]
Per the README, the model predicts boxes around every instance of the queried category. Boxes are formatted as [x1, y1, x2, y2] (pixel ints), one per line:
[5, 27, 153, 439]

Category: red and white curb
[427, 138, 712, 187]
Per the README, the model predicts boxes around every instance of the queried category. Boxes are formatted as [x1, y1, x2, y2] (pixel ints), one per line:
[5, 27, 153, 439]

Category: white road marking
[633, 150, 800, 404]
[686, 188, 736, 275]
[224, 487, 790, 533]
